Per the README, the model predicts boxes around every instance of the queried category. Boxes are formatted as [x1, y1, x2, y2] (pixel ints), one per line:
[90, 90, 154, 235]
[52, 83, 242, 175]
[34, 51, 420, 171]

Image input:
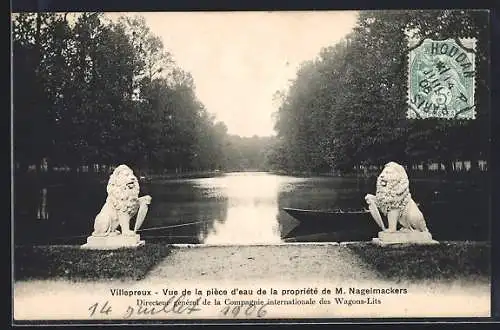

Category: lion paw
[121, 229, 136, 236]
[140, 195, 152, 205]
[365, 194, 376, 204]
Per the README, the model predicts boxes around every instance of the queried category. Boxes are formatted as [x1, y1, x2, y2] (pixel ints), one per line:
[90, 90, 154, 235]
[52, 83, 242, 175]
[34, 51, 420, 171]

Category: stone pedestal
[372, 230, 439, 246]
[81, 233, 145, 250]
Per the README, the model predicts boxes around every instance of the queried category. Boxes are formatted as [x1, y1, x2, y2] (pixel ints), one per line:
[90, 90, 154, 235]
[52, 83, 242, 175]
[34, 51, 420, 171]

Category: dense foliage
[223, 135, 275, 171]
[270, 10, 490, 173]
[13, 11, 489, 176]
[13, 13, 232, 174]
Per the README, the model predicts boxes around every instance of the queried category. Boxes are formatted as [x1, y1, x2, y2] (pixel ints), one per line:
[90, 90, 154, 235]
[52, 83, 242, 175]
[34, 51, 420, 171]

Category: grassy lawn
[346, 241, 490, 283]
[14, 241, 490, 284]
[14, 244, 172, 282]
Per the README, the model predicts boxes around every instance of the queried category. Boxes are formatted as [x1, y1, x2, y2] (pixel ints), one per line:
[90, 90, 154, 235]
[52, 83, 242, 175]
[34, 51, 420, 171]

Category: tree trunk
[469, 158, 480, 174]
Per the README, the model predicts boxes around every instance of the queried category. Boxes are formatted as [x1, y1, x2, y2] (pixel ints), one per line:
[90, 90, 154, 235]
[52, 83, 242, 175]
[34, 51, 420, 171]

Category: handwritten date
[123, 294, 202, 318]
[220, 303, 269, 318]
[88, 295, 270, 319]
[88, 294, 202, 319]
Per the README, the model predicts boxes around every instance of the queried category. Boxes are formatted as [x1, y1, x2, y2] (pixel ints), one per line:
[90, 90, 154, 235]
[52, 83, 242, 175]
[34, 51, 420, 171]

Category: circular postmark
[407, 38, 476, 120]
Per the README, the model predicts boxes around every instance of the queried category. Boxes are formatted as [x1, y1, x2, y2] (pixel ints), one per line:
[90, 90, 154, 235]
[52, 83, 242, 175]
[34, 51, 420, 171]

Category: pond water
[14, 172, 490, 245]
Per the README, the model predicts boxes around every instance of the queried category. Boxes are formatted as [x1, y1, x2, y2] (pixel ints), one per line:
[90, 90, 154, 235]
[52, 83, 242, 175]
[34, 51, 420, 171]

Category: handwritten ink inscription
[88, 295, 202, 319]
[123, 294, 202, 318]
[87, 293, 270, 319]
[220, 303, 269, 318]
[88, 301, 112, 317]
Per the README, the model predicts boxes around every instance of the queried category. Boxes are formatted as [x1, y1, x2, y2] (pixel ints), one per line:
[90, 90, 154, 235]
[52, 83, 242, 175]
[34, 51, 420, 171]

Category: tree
[13, 12, 234, 175]
[271, 10, 490, 174]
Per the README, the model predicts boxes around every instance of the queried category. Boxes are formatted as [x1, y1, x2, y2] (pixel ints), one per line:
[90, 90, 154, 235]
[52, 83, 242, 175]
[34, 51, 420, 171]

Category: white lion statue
[91, 164, 152, 237]
[365, 161, 428, 233]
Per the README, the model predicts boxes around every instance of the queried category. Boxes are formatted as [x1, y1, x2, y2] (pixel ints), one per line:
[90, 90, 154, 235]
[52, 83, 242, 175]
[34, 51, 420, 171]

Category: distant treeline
[268, 10, 490, 174]
[222, 135, 274, 172]
[13, 11, 490, 179]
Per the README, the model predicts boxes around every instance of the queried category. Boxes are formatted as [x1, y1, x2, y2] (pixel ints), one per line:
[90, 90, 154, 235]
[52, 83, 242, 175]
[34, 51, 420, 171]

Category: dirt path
[144, 243, 381, 284]
[13, 244, 491, 320]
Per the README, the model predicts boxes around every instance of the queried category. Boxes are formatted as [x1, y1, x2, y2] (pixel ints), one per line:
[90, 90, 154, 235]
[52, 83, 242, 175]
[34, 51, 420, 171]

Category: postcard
[12, 9, 492, 323]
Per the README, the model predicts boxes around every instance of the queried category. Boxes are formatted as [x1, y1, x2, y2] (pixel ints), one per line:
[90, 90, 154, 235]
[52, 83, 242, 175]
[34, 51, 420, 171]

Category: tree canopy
[270, 10, 490, 174]
[13, 13, 230, 173]
[13, 11, 490, 176]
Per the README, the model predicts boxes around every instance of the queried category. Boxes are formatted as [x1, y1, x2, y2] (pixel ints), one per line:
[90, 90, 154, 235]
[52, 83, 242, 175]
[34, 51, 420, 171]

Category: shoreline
[15, 168, 490, 181]
[14, 239, 490, 248]
[269, 170, 490, 181]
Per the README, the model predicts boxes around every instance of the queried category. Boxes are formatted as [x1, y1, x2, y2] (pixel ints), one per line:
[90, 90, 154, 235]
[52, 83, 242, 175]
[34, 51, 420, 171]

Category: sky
[106, 11, 359, 137]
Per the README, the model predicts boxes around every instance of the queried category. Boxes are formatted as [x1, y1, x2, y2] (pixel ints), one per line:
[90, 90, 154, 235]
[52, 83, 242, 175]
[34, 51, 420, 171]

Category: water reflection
[277, 177, 373, 242]
[36, 187, 49, 220]
[199, 173, 283, 244]
[137, 180, 228, 244]
[14, 172, 490, 245]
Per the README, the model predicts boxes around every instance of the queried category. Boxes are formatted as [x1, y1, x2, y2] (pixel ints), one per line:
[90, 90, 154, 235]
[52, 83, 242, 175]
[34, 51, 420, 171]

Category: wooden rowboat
[282, 207, 380, 239]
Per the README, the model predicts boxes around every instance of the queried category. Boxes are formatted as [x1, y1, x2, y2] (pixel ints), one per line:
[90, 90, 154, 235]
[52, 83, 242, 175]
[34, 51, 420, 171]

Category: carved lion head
[106, 164, 140, 215]
[375, 161, 411, 215]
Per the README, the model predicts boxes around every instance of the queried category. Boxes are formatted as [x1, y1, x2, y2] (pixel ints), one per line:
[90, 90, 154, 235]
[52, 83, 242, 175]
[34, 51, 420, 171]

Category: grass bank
[14, 241, 490, 284]
[140, 170, 224, 181]
[346, 241, 490, 283]
[270, 169, 490, 181]
[14, 244, 172, 282]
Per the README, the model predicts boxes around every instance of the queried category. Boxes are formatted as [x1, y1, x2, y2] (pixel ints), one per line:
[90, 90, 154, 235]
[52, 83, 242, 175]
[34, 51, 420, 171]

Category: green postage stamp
[407, 38, 477, 120]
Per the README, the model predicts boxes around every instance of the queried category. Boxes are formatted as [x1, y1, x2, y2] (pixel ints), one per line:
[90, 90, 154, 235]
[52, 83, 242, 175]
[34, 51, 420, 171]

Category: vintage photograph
[12, 9, 491, 322]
